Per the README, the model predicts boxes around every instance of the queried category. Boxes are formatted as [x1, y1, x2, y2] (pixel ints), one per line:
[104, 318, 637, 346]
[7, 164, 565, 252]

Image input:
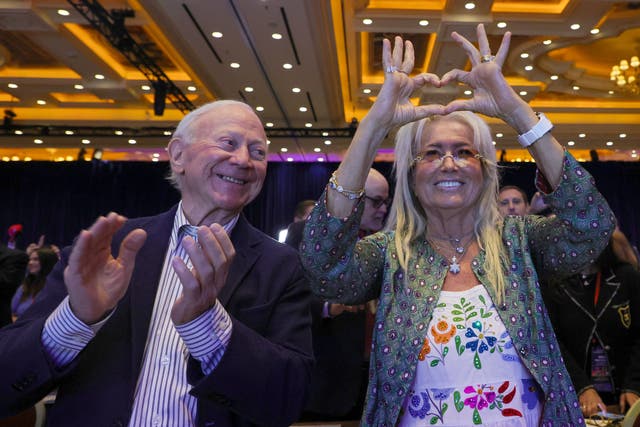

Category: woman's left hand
[620, 391, 640, 414]
[440, 24, 529, 125]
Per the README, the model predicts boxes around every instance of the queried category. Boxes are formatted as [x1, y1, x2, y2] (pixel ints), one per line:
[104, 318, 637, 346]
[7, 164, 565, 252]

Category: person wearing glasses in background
[300, 24, 614, 426]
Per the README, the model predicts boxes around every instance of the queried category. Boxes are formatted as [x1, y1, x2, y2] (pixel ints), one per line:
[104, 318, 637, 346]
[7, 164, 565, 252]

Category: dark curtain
[1, 160, 638, 250]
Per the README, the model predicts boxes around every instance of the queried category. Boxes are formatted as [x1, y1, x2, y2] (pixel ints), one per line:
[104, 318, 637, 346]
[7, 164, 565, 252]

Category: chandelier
[610, 55, 640, 94]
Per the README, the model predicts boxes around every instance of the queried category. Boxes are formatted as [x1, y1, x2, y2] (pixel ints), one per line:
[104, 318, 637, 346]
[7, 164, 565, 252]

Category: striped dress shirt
[42, 203, 236, 426]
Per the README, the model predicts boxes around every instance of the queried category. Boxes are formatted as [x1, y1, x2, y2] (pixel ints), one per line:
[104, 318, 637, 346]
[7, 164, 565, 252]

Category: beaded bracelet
[328, 171, 365, 200]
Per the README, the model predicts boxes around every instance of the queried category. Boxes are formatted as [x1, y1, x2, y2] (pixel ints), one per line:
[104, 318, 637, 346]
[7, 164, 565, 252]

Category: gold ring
[480, 54, 493, 63]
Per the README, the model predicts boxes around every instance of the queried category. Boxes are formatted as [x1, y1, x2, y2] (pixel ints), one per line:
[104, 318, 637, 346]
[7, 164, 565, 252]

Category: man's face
[169, 104, 268, 224]
[498, 188, 528, 216]
[361, 176, 390, 233]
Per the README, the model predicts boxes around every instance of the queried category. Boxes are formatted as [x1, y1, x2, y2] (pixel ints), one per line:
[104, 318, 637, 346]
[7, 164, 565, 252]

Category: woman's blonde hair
[386, 112, 507, 303]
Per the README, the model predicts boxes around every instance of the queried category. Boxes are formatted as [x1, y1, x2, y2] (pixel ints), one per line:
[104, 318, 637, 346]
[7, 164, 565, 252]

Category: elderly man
[0, 100, 313, 427]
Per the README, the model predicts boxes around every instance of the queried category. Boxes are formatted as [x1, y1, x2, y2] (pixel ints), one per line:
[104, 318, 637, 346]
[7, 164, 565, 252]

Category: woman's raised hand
[441, 24, 529, 124]
[367, 36, 444, 129]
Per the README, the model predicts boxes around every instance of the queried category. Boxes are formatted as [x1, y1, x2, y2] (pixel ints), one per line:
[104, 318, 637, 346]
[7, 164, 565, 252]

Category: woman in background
[11, 247, 58, 320]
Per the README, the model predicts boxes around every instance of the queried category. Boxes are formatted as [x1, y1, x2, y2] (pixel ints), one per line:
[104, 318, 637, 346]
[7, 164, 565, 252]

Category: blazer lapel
[218, 214, 261, 306]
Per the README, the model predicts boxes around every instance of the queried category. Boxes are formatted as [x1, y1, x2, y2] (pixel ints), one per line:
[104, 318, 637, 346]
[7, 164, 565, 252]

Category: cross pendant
[449, 256, 461, 274]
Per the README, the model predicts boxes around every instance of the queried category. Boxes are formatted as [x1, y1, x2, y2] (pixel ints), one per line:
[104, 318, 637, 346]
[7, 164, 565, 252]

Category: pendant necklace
[428, 235, 473, 274]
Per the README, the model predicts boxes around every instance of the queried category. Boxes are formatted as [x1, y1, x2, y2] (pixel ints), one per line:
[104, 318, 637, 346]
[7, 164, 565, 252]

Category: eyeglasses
[412, 147, 483, 167]
[365, 196, 391, 209]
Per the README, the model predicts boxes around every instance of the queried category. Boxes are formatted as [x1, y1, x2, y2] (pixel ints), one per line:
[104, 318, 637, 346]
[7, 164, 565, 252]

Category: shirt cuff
[322, 301, 331, 318]
[42, 297, 97, 367]
[175, 299, 232, 375]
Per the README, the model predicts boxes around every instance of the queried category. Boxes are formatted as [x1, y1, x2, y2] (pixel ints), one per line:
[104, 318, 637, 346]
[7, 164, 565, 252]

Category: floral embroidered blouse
[398, 285, 543, 426]
[300, 153, 615, 427]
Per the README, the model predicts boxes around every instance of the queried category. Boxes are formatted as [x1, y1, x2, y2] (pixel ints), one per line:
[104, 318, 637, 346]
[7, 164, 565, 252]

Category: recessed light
[163, 131, 172, 136]
[550, 75, 559, 80]
[286, 157, 294, 162]
[305, 123, 312, 128]
[543, 40, 552, 45]
[37, 100, 46, 105]
[272, 33, 282, 40]
[281, 147, 288, 152]
[282, 63, 293, 70]
[497, 22, 507, 29]
[244, 87, 254, 92]
[519, 91, 527, 96]
[620, 133, 627, 138]
[419, 20, 429, 27]
[292, 87, 301, 93]
[496, 133, 503, 138]
[211, 32, 223, 38]
[363, 88, 371, 94]
[128, 139, 137, 145]
[65, 130, 74, 135]
[74, 84, 84, 90]
[256, 106, 264, 112]
[14, 130, 23, 135]
[152, 157, 159, 162]
[606, 141, 614, 146]
[520, 53, 529, 59]
[465, 2, 476, 10]
[362, 18, 373, 25]
[324, 140, 332, 145]
[464, 90, 472, 95]
[10, 156, 19, 161]
[7, 83, 17, 89]
[322, 132, 329, 136]
[1, 157, 9, 162]
[94, 74, 105, 80]
[590, 28, 600, 34]
[567, 141, 575, 146]
[492, 140, 497, 145]
[578, 133, 586, 138]
[317, 157, 325, 162]
[314, 148, 321, 152]
[153, 153, 160, 158]
[299, 106, 307, 112]
[266, 122, 274, 127]
[573, 86, 580, 90]
[34, 139, 43, 144]
[524, 65, 533, 71]
[115, 130, 123, 135]
[266, 139, 271, 145]
[187, 86, 196, 92]
[57, 9, 70, 16]
[608, 90, 614, 95]
[570, 24, 580, 30]
[141, 85, 151, 91]
[82, 139, 91, 144]
[230, 62, 240, 69]
[24, 157, 31, 161]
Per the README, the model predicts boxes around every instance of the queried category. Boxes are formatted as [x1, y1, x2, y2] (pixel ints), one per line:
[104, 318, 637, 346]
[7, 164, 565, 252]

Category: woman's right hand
[366, 36, 444, 130]
[579, 387, 606, 417]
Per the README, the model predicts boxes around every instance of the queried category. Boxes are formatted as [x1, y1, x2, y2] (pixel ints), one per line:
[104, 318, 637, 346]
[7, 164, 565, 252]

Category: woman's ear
[167, 138, 185, 176]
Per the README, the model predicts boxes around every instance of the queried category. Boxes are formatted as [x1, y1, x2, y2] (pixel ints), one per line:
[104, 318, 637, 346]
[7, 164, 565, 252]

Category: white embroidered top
[398, 285, 543, 426]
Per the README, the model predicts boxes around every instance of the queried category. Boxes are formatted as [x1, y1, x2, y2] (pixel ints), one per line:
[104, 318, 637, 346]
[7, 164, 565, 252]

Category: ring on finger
[480, 54, 494, 63]
[385, 65, 409, 74]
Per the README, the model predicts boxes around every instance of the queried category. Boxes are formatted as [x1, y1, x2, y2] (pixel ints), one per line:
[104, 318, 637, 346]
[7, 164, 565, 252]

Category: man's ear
[167, 138, 185, 176]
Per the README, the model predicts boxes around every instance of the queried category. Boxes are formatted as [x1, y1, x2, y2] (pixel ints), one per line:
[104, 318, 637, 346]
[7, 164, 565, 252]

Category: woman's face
[27, 252, 41, 275]
[412, 119, 484, 216]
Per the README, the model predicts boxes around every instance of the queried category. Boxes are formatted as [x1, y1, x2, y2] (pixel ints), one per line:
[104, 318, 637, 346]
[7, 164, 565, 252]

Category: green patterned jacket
[300, 153, 615, 427]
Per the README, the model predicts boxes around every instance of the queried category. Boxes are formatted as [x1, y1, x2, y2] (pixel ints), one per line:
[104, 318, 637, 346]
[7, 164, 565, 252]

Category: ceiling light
[82, 139, 91, 144]
[578, 133, 586, 138]
[550, 75, 559, 80]
[590, 28, 600, 35]
[299, 106, 307, 112]
[128, 139, 137, 144]
[244, 87, 254, 92]
[141, 85, 151, 91]
[74, 84, 84, 89]
[34, 139, 43, 144]
[7, 83, 17, 89]
[152, 158, 159, 162]
[14, 130, 23, 135]
[266, 139, 271, 145]
[620, 133, 627, 138]
[10, 156, 19, 161]
[543, 40, 552, 45]
[24, 157, 31, 161]
[606, 141, 614, 146]
[314, 147, 321, 152]
[211, 32, 223, 38]
[1, 157, 9, 162]
[317, 157, 325, 162]
[94, 74, 105, 79]
[608, 90, 615, 94]
[610, 55, 639, 94]
[57, 9, 70, 16]
[282, 63, 293, 70]
[163, 131, 172, 136]
[465, 2, 476, 10]
[524, 65, 533, 71]
[324, 140, 332, 145]
[419, 20, 429, 27]
[230, 62, 240, 69]
[496, 133, 503, 138]
[492, 141, 497, 145]
[256, 106, 264, 112]
[322, 132, 329, 136]
[519, 91, 527, 96]
[632, 152, 638, 158]
[272, 33, 282, 39]
[37, 100, 46, 105]
[292, 87, 301, 93]
[497, 22, 507, 29]
[363, 88, 371, 94]
[153, 153, 160, 158]
[286, 157, 294, 162]
[266, 122, 274, 127]
[567, 141, 575, 146]
[464, 90, 472, 95]
[115, 130, 123, 135]
[362, 18, 373, 25]
[281, 147, 288, 152]
[572, 85, 580, 90]
[570, 24, 580, 30]
[65, 130, 74, 135]
[186, 86, 196, 92]
[520, 53, 529, 59]
[305, 123, 312, 127]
